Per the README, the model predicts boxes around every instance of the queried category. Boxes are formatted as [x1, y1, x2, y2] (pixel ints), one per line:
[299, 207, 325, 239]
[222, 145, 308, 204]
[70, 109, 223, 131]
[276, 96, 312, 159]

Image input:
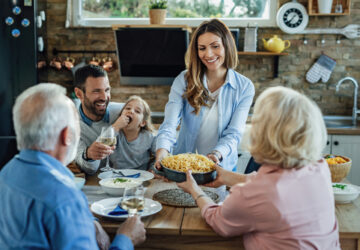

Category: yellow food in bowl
[325, 156, 348, 165]
[161, 153, 215, 173]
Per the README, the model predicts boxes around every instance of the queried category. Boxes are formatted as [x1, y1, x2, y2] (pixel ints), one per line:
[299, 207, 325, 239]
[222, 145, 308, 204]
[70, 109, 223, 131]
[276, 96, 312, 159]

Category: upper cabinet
[308, 0, 351, 16]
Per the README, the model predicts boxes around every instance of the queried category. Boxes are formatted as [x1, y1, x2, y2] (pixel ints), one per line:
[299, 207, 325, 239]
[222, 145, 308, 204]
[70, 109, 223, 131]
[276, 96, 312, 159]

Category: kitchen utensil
[262, 35, 291, 53]
[154, 163, 216, 185]
[334, 0, 343, 13]
[299, 24, 360, 39]
[102, 56, 115, 72]
[49, 57, 62, 70]
[63, 56, 75, 70]
[89, 56, 101, 66]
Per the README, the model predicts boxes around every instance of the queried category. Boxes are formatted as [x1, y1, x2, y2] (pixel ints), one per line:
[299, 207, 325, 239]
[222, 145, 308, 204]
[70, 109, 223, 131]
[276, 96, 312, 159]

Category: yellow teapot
[262, 35, 291, 53]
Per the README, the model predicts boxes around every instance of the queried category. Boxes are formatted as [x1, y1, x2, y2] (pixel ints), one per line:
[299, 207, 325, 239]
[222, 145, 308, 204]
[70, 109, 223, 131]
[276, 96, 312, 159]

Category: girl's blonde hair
[248, 86, 327, 169]
[184, 19, 238, 114]
[121, 95, 154, 132]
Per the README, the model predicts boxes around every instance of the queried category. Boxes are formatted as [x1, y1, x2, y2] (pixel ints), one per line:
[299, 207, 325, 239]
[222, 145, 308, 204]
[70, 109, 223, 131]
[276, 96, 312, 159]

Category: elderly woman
[178, 86, 340, 249]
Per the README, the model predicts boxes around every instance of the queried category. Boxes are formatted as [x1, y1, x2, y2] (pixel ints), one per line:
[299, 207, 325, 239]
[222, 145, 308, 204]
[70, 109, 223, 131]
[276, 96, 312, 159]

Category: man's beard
[83, 94, 109, 120]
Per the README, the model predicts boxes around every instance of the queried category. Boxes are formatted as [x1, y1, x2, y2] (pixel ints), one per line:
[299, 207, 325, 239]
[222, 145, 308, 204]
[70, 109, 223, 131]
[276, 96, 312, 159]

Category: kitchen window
[68, 0, 277, 27]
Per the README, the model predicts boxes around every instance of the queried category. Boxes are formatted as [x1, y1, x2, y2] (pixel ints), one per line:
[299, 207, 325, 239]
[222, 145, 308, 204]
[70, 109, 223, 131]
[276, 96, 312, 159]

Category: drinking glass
[98, 126, 117, 172]
[121, 185, 145, 217]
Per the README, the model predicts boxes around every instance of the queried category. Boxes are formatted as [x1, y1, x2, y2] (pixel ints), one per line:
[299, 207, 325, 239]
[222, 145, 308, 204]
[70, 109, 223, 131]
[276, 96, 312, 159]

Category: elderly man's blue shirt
[0, 150, 133, 250]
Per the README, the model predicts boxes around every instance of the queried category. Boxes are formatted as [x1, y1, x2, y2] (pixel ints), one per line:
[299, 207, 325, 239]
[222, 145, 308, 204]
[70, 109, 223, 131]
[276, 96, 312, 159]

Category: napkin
[108, 204, 143, 216]
[122, 173, 140, 178]
[108, 205, 128, 216]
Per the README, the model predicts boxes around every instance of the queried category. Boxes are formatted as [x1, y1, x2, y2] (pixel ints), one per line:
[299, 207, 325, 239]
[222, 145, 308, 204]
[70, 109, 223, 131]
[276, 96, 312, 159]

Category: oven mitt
[306, 54, 336, 84]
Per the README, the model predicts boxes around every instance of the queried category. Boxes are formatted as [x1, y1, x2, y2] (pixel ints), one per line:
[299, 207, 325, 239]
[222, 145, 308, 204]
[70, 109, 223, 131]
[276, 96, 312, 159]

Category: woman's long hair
[184, 19, 238, 114]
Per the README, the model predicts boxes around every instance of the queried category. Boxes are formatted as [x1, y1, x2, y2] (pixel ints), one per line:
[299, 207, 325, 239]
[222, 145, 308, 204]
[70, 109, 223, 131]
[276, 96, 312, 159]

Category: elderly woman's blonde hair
[247, 86, 327, 169]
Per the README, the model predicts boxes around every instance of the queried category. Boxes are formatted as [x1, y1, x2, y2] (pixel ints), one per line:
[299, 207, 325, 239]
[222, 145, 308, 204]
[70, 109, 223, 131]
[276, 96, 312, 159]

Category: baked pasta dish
[161, 153, 215, 173]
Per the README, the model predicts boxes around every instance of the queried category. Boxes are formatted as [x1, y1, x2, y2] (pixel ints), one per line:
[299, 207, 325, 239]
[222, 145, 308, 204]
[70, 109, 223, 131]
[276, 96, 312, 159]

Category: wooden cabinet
[324, 135, 360, 185]
[308, 0, 351, 16]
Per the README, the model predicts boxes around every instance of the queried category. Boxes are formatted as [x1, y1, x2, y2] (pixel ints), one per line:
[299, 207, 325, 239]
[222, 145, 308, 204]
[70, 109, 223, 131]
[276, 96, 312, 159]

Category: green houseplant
[149, 0, 167, 24]
[149, 0, 167, 9]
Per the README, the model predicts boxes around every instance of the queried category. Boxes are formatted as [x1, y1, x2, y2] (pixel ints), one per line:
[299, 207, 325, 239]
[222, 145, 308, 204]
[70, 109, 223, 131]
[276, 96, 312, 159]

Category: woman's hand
[154, 148, 169, 170]
[204, 165, 247, 188]
[203, 165, 226, 188]
[207, 153, 220, 164]
[207, 150, 222, 164]
[177, 170, 202, 196]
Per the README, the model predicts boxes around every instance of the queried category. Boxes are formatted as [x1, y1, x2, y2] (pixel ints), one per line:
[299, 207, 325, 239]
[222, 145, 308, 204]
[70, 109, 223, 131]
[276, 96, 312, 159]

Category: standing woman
[155, 19, 255, 171]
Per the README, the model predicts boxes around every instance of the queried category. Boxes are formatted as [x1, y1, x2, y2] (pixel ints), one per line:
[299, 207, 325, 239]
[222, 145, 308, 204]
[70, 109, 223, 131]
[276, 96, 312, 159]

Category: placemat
[153, 189, 219, 207]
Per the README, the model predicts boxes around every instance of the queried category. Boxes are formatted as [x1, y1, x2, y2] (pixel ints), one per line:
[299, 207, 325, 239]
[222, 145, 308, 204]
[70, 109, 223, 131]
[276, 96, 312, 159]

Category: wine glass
[98, 126, 117, 172]
[121, 185, 145, 217]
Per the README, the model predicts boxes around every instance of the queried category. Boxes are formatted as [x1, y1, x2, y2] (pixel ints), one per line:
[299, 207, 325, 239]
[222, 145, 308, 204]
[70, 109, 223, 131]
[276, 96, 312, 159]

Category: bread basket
[325, 155, 352, 182]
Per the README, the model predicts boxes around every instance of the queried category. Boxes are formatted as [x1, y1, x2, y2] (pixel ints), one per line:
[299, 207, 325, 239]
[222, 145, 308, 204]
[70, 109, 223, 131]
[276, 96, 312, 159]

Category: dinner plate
[91, 197, 162, 220]
[98, 169, 154, 181]
[332, 182, 360, 204]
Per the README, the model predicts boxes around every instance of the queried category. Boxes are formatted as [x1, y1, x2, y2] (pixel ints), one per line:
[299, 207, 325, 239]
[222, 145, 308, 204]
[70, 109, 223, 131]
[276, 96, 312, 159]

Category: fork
[112, 169, 125, 177]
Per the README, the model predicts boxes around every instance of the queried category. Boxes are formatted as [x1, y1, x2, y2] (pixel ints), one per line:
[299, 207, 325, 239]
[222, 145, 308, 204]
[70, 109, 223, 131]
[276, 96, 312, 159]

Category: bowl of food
[74, 177, 85, 190]
[159, 153, 216, 184]
[332, 183, 359, 204]
[325, 155, 352, 182]
[99, 177, 143, 196]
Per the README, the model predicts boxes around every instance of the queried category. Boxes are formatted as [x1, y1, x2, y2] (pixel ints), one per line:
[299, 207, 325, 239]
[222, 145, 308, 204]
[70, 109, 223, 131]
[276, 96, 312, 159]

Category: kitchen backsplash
[40, 0, 360, 116]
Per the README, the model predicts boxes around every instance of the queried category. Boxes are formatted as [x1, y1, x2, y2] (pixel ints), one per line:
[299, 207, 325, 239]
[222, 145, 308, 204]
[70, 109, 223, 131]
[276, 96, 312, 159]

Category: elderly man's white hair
[13, 83, 78, 151]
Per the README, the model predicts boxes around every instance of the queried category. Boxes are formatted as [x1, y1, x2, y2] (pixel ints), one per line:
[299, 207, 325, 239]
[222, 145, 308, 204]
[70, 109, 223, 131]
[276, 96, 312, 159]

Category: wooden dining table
[85, 174, 360, 250]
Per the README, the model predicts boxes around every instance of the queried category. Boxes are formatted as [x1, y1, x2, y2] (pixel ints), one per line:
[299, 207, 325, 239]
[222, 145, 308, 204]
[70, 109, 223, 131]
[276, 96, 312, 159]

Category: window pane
[82, 0, 268, 19]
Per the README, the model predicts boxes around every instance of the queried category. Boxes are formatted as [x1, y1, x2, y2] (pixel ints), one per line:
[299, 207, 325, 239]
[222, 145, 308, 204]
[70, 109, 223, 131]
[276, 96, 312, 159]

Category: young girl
[109, 95, 156, 170]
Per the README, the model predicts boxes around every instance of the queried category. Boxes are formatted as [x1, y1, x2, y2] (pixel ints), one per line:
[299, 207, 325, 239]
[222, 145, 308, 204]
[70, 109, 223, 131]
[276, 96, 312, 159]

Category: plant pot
[317, 0, 333, 13]
[149, 9, 167, 24]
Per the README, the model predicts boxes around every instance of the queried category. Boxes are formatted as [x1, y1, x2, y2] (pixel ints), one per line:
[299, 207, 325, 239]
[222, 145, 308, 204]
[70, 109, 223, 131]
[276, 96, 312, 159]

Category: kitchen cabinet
[324, 135, 360, 185]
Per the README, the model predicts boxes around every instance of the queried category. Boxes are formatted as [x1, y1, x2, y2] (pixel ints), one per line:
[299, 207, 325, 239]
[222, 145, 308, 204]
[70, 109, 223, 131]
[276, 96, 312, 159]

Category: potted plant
[149, 0, 167, 24]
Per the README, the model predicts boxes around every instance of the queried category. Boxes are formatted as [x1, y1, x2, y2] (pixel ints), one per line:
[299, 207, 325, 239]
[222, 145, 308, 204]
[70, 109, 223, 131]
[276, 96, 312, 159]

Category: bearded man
[74, 65, 129, 174]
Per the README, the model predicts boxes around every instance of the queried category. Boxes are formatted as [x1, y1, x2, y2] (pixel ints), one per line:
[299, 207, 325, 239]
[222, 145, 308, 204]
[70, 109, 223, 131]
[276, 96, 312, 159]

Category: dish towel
[108, 205, 128, 216]
[306, 54, 336, 84]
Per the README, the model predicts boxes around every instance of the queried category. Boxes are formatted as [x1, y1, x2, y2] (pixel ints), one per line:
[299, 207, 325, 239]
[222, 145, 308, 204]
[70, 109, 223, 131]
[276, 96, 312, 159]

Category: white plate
[98, 169, 154, 181]
[91, 197, 162, 220]
[333, 183, 360, 204]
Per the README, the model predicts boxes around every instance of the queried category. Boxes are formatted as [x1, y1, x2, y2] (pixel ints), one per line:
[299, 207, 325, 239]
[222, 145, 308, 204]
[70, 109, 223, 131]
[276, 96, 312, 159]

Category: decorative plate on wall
[276, 0, 309, 34]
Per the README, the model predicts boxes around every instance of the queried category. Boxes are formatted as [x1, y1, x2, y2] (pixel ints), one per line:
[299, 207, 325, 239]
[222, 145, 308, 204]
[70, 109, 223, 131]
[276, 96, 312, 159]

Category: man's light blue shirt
[156, 69, 255, 171]
[0, 150, 133, 250]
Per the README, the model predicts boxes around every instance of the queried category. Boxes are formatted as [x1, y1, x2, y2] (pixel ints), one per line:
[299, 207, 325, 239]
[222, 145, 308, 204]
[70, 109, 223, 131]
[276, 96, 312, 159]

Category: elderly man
[0, 83, 145, 249]
[74, 65, 129, 174]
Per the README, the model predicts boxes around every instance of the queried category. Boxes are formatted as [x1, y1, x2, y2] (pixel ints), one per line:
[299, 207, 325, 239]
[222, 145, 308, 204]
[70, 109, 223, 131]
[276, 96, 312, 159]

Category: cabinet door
[323, 135, 332, 155]
[331, 135, 360, 185]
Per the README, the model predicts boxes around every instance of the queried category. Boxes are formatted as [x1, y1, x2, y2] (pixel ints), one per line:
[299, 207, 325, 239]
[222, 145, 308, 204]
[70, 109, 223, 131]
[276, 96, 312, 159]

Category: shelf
[237, 52, 288, 56]
[112, 24, 192, 32]
[237, 51, 289, 78]
[308, 0, 351, 16]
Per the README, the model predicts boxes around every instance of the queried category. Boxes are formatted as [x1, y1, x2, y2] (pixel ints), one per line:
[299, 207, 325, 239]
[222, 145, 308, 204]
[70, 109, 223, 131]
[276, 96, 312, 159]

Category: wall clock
[276, 0, 309, 34]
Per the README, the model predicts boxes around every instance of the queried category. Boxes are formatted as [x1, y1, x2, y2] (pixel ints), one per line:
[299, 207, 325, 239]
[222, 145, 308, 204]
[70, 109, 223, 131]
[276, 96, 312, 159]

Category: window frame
[72, 0, 278, 28]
